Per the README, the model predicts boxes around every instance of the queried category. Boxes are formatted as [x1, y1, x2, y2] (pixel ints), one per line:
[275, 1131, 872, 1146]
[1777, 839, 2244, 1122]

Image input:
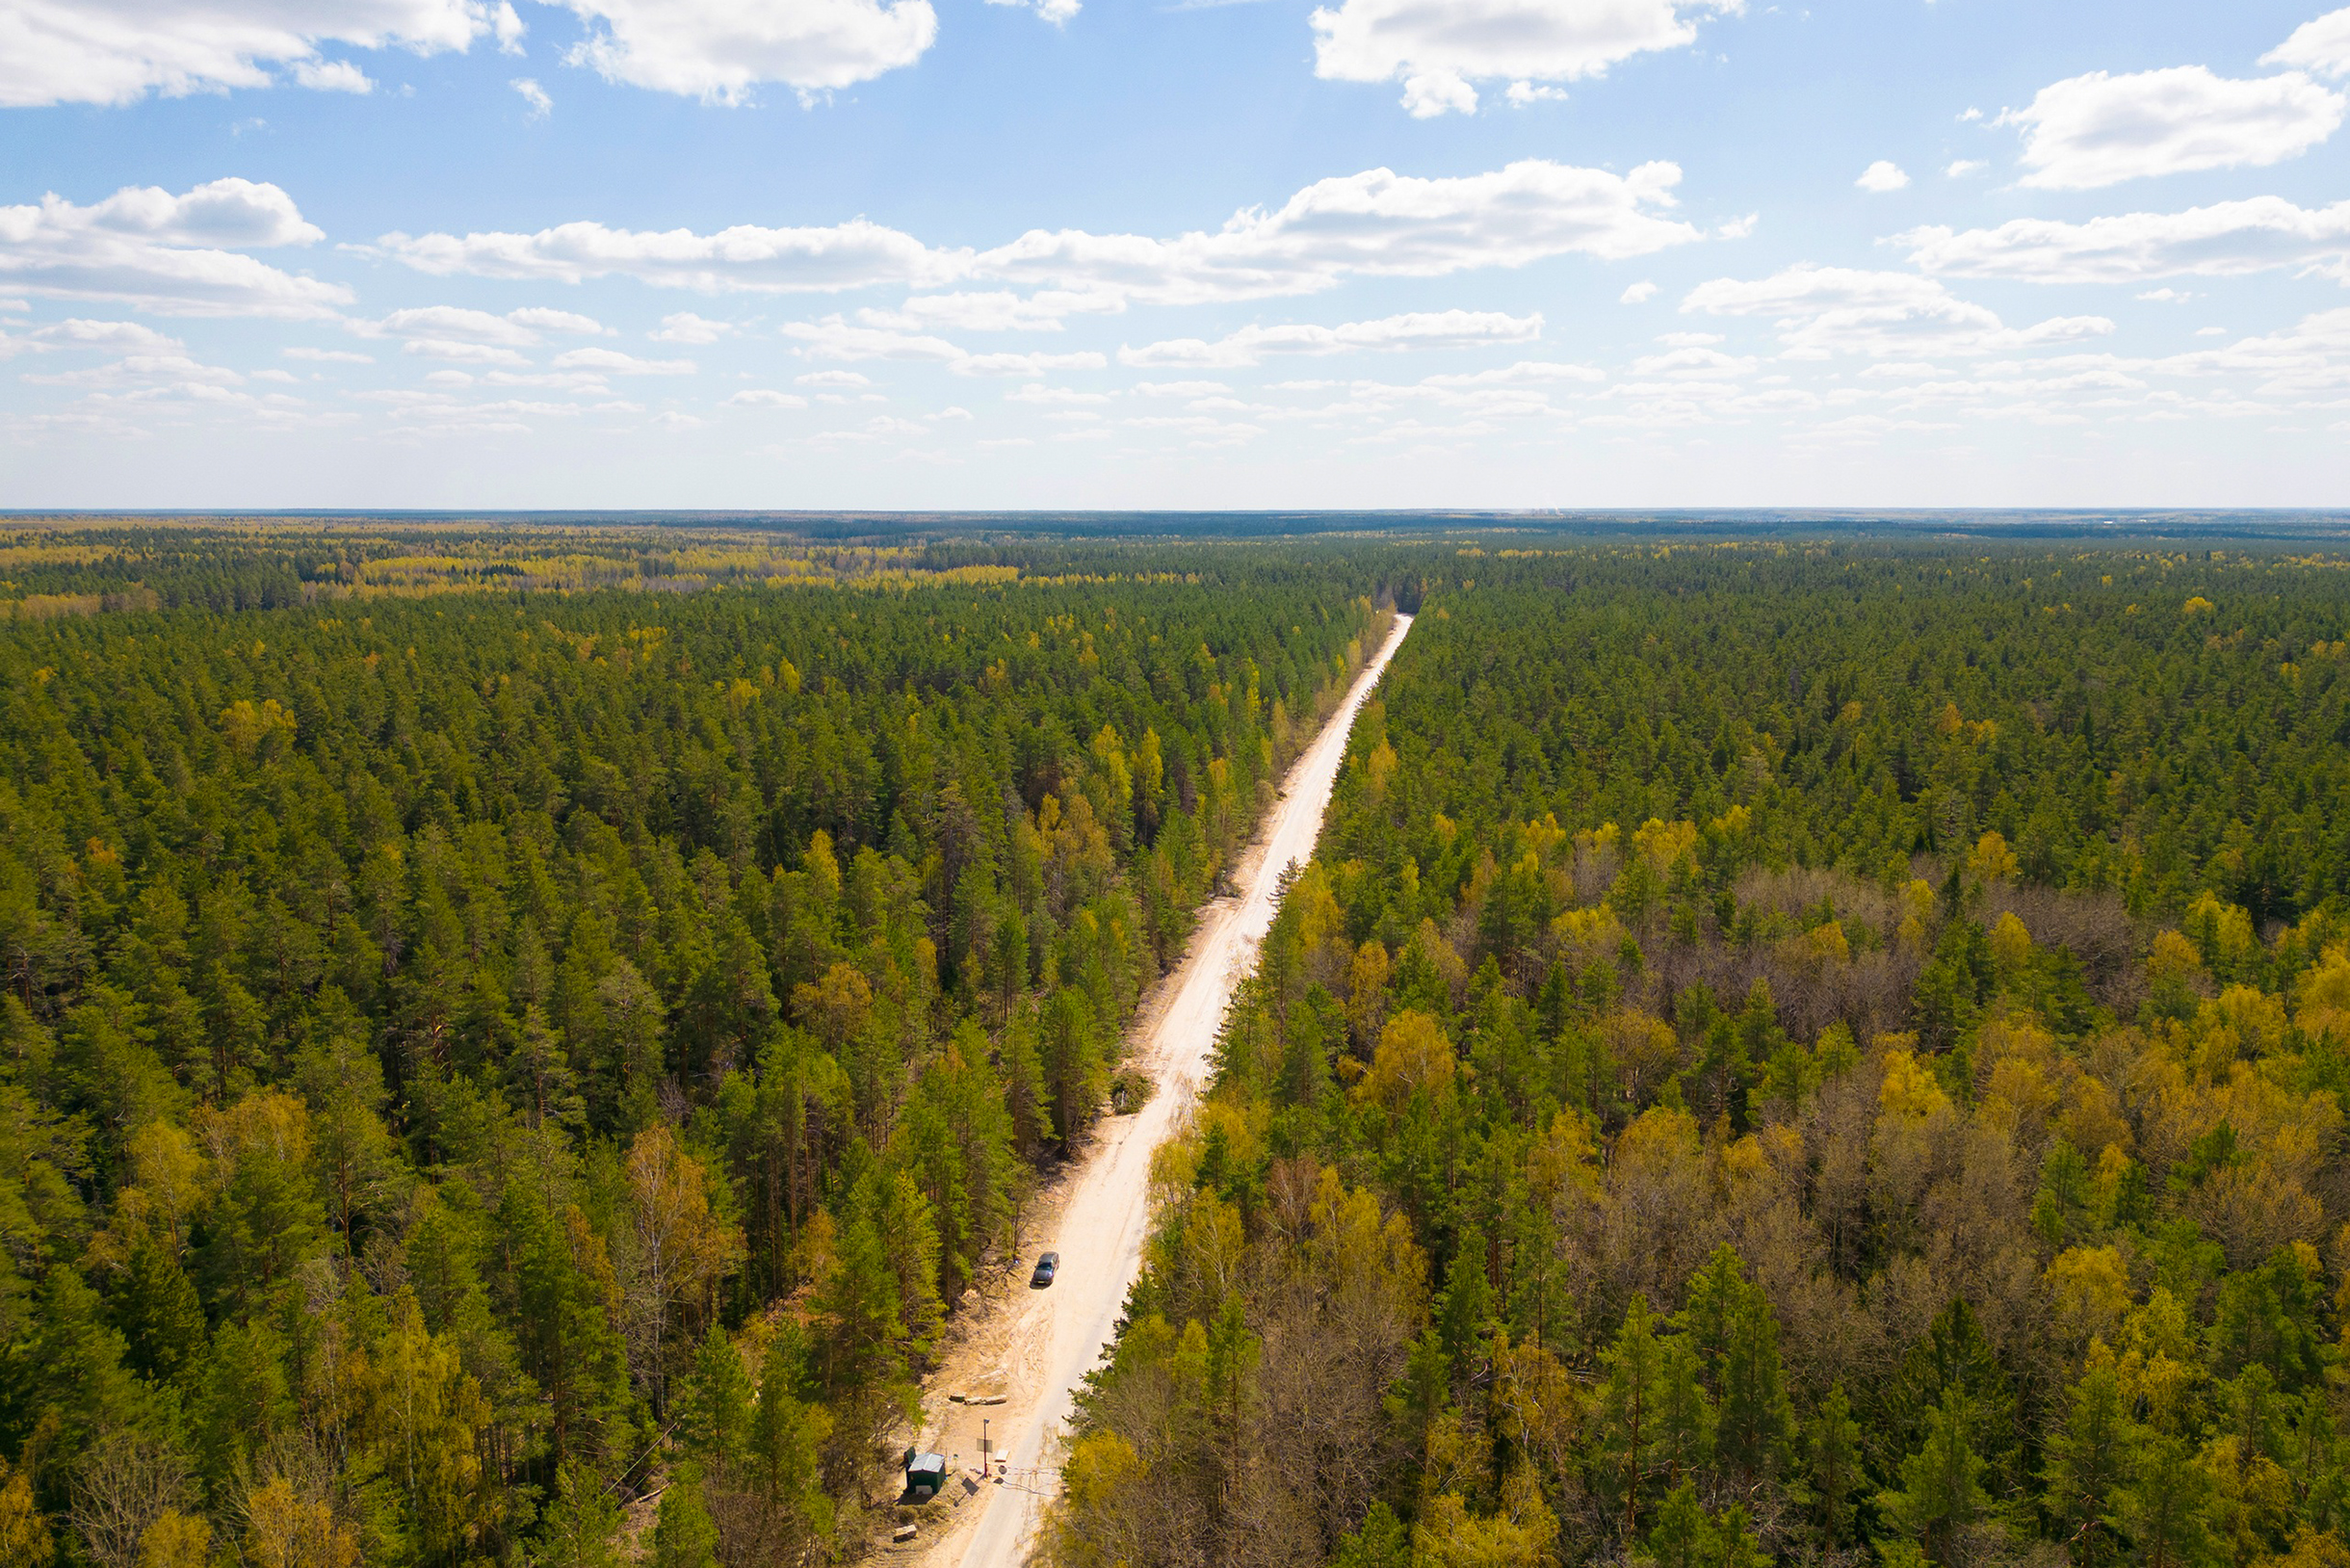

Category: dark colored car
[1031, 1251, 1058, 1288]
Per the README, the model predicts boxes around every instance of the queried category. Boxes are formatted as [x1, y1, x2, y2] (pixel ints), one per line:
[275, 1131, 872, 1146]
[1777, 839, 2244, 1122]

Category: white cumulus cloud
[0, 178, 347, 318]
[374, 307, 536, 347]
[293, 59, 373, 92]
[978, 159, 1702, 304]
[1856, 161, 1910, 193]
[552, 347, 695, 374]
[29, 318, 185, 353]
[373, 216, 964, 293]
[380, 159, 1701, 307]
[857, 288, 1121, 331]
[512, 76, 551, 117]
[1999, 65, 2343, 190]
[1135, 379, 1229, 397]
[1632, 343, 1755, 377]
[1898, 196, 2350, 284]
[24, 352, 246, 388]
[780, 317, 964, 362]
[1683, 264, 2114, 357]
[1621, 280, 1658, 302]
[651, 312, 735, 343]
[404, 339, 529, 365]
[1310, 0, 1739, 118]
[954, 350, 1108, 377]
[359, 304, 610, 345]
[1006, 383, 1111, 404]
[777, 315, 1104, 377]
[986, 0, 1079, 24]
[1117, 308, 1542, 368]
[350, 304, 614, 366]
[0, 0, 519, 108]
[1421, 359, 1603, 385]
[2265, 8, 2350, 77]
[551, 0, 936, 105]
[508, 306, 611, 335]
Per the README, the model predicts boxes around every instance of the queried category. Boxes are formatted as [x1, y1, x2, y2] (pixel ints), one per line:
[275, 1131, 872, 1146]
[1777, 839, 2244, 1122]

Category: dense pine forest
[0, 522, 1398, 1568]
[6, 526, 2350, 1568]
[1049, 547, 2350, 1568]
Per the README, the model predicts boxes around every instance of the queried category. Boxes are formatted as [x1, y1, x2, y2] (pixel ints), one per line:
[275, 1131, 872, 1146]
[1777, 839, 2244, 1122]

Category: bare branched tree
[69, 1430, 190, 1568]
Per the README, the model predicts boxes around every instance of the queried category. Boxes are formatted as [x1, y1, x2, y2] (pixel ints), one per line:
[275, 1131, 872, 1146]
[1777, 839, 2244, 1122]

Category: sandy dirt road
[904, 612, 1412, 1568]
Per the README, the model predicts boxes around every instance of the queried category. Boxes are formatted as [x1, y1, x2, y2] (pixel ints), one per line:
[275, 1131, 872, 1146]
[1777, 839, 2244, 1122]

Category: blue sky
[5, 0, 2350, 509]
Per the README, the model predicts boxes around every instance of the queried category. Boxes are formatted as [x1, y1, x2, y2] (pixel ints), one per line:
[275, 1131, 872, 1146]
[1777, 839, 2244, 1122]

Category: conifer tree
[749, 1326, 834, 1549]
[1652, 1333, 1714, 1493]
[1703, 1504, 1765, 1568]
[650, 1473, 718, 1568]
[1646, 1482, 1707, 1568]
[111, 1241, 204, 1389]
[1878, 1390, 1991, 1567]
[677, 1324, 753, 1470]
[1680, 1245, 1791, 1481]
[1435, 1230, 1493, 1382]
[1593, 1294, 1665, 1539]
[2112, 1435, 2218, 1568]
[533, 1463, 621, 1568]
[1807, 1382, 1865, 1547]
[1331, 1503, 1408, 1568]
[2046, 1355, 2130, 1568]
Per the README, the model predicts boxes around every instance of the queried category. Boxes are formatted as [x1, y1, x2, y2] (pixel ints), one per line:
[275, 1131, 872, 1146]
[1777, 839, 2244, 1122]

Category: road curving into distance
[923, 611, 1413, 1568]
